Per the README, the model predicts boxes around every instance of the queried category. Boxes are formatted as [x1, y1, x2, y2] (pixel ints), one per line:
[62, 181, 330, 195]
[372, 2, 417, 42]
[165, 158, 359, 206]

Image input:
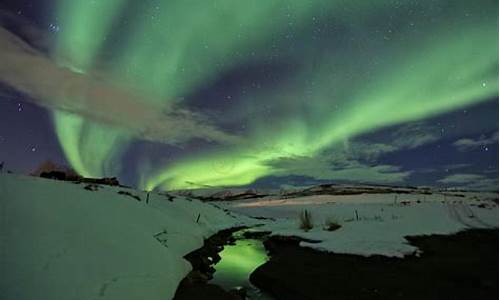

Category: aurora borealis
[0, 0, 498, 191]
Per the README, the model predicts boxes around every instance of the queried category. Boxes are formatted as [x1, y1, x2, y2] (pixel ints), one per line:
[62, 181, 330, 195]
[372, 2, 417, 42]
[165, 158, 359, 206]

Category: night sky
[0, 0, 498, 191]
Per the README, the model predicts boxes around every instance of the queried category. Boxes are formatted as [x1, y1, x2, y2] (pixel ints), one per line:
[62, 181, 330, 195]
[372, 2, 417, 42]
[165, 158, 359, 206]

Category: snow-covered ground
[216, 191, 498, 257]
[1, 173, 497, 299]
[0, 174, 254, 300]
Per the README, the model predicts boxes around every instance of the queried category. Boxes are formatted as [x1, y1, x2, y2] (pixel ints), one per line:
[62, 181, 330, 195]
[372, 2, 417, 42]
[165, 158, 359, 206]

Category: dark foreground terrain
[173, 227, 244, 300]
[250, 229, 498, 300]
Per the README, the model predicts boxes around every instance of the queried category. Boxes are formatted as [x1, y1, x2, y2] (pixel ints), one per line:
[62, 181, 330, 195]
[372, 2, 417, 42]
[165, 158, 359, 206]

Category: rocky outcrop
[40, 171, 67, 180]
[80, 177, 120, 186]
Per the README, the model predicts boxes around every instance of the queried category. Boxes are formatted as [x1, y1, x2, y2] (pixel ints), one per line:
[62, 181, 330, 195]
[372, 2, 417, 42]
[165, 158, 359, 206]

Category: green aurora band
[52, 0, 498, 190]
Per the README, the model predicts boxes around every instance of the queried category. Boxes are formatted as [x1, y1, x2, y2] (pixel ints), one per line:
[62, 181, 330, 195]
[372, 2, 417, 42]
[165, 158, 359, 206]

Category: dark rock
[324, 223, 341, 231]
[84, 184, 99, 191]
[117, 190, 141, 201]
[159, 192, 176, 201]
[174, 227, 247, 300]
[40, 171, 66, 180]
[263, 235, 320, 256]
[249, 216, 276, 221]
[182, 270, 211, 286]
[81, 177, 120, 186]
[250, 229, 498, 300]
[229, 286, 247, 299]
[242, 230, 272, 239]
[174, 283, 241, 300]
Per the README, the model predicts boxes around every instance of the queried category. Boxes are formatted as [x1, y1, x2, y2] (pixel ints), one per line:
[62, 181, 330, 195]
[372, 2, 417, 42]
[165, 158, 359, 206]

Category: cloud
[438, 173, 485, 184]
[452, 132, 498, 152]
[442, 163, 471, 171]
[345, 142, 398, 162]
[267, 154, 411, 184]
[391, 123, 441, 149]
[0, 21, 237, 145]
[444, 163, 471, 170]
[438, 173, 498, 191]
[343, 122, 440, 162]
[261, 123, 441, 184]
[325, 163, 411, 183]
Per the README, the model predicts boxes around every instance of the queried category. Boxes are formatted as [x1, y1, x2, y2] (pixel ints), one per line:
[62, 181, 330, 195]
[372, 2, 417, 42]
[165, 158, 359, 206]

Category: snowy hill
[0, 174, 247, 300]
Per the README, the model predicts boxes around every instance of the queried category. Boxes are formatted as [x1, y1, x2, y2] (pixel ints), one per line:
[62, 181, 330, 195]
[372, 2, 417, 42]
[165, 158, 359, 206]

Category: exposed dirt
[250, 229, 498, 300]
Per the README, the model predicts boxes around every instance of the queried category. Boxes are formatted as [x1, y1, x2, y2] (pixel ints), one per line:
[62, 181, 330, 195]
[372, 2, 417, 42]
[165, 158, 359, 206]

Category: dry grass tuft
[299, 209, 314, 232]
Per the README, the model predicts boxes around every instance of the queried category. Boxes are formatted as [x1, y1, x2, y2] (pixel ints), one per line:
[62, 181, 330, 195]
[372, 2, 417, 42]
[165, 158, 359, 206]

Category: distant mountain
[172, 182, 440, 202]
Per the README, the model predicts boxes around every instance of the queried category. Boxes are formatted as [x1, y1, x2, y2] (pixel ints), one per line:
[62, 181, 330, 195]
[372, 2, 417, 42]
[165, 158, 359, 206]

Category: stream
[209, 230, 274, 300]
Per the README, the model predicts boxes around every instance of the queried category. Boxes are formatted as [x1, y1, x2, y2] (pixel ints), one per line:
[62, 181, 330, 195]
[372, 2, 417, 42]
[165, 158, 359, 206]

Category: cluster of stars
[49, 23, 60, 33]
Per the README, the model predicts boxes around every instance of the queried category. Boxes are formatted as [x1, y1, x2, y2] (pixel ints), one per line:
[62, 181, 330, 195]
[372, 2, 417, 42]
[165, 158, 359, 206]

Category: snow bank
[0, 174, 246, 300]
[219, 192, 498, 257]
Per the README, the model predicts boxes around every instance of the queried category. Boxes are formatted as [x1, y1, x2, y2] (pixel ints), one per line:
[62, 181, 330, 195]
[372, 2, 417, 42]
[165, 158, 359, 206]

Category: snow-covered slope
[218, 192, 498, 257]
[0, 174, 247, 300]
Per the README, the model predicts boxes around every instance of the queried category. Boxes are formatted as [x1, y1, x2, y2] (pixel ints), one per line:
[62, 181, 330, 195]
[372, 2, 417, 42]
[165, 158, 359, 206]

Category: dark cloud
[0, 12, 238, 145]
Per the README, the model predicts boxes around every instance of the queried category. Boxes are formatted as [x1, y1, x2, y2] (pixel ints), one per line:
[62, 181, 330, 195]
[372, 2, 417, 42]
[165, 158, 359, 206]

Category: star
[49, 23, 60, 33]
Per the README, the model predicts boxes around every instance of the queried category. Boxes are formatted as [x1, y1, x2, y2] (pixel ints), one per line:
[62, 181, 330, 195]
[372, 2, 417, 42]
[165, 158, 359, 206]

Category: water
[210, 231, 274, 300]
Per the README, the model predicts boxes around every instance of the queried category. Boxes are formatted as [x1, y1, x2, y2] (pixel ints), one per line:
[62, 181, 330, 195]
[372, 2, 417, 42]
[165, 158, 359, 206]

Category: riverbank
[174, 227, 277, 300]
[250, 229, 498, 300]
[173, 227, 246, 300]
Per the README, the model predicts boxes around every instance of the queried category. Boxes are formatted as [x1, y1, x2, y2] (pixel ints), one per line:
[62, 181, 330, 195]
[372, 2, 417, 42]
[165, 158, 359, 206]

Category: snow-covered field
[216, 191, 498, 257]
[1, 173, 497, 300]
[0, 174, 252, 300]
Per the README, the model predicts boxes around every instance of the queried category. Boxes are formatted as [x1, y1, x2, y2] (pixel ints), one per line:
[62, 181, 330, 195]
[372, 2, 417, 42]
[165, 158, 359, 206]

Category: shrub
[324, 217, 342, 231]
[31, 160, 81, 181]
[299, 209, 314, 232]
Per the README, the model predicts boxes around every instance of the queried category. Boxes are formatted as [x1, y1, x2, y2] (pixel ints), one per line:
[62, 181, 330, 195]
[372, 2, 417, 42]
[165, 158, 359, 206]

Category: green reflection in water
[211, 238, 270, 298]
